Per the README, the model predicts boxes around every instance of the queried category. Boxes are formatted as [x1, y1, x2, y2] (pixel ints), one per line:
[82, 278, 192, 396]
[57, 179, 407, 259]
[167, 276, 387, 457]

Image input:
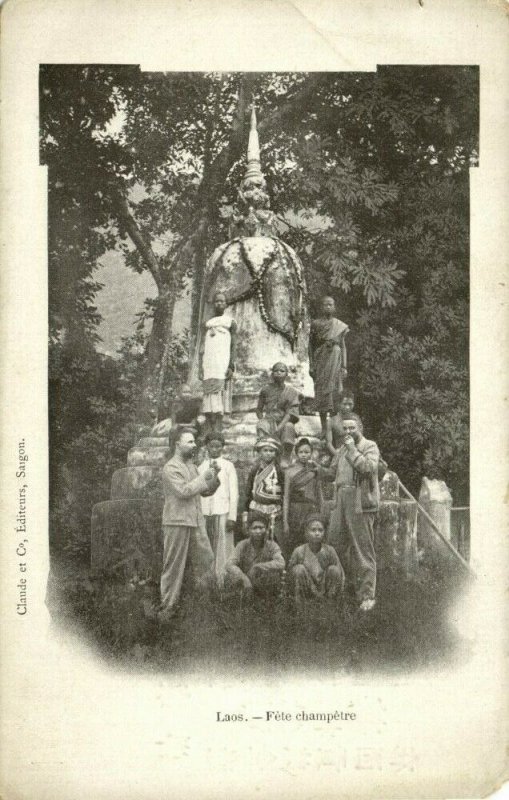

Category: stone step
[111, 466, 163, 500]
[295, 415, 322, 438]
[224, 424, 257, 440]
[127, 446, 170, 467]
[138, 437, 169, 448]
[222, 411, 258, 428]
[91, 497, 164, 578]
[150, 418, 173, 437]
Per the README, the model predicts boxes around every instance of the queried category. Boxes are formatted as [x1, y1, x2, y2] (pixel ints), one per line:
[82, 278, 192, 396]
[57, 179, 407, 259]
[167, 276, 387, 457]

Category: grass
[46, 557, 472, 677]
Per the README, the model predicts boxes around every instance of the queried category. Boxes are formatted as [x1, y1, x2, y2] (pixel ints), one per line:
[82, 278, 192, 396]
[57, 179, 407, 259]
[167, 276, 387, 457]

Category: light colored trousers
[328, 487, 376, 601]
[160, 523, 214, 612]
[204, 513, 234, 585]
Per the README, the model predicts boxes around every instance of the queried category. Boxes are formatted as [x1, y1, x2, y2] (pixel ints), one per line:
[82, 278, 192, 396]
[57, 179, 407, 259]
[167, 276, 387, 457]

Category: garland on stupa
[213, 236, 301, 347]
[202, 107, 306, 349]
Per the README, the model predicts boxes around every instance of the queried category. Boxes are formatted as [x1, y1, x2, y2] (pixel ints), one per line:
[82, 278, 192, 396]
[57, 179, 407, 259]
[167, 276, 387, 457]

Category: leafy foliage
[43, 66, 477, 557]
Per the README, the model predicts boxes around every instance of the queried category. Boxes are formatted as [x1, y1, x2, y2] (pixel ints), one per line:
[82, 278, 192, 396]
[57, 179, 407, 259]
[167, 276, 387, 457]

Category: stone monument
[187, 106, 313, 410]
[89, 107, 424, 585]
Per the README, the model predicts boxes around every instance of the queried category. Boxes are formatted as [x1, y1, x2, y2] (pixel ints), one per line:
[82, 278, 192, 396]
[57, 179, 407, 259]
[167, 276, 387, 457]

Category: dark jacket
[244, 460, 285, 512]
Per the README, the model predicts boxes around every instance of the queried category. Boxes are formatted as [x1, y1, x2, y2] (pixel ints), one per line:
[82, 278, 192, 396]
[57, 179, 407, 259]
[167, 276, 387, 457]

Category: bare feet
[359, 598, 376, 612]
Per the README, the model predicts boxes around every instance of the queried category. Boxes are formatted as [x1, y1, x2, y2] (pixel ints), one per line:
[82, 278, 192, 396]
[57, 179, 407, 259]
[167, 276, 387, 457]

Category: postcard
[1, 1, 507, 798]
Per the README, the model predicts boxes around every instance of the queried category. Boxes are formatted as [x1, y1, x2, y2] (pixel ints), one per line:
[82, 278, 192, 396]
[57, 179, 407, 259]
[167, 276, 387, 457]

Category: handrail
[397, 480, 475, 577]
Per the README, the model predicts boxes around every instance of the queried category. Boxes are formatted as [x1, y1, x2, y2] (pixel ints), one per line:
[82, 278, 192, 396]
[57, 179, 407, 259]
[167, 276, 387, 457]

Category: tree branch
[109, 183, 163, 291]
[199, 73, 255, 203]
[257, 74, 323, 136]
[196, 73, 323, 211]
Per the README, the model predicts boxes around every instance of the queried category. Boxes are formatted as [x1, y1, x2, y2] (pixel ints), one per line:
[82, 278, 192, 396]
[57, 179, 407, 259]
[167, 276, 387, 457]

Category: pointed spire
[243, 104, 265, 185]
[247, 105, 260, 163]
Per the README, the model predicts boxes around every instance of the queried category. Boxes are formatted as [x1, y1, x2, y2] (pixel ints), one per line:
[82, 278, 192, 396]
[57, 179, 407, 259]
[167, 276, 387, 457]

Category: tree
[42, 66, 477, 504]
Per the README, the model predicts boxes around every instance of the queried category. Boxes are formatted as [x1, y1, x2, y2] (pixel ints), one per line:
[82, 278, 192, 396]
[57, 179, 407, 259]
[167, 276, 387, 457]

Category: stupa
[187, 106, 313, 410]
[89, 108, 423, 586]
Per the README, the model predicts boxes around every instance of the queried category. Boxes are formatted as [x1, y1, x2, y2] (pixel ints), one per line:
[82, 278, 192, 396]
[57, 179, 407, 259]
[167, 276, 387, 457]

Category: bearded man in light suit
[159, 428, 220, 621]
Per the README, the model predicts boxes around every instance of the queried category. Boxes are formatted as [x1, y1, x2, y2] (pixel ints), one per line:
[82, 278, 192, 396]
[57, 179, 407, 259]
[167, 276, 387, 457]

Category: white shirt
[199, 456, 239, 520]
[202, 314, 233, 381]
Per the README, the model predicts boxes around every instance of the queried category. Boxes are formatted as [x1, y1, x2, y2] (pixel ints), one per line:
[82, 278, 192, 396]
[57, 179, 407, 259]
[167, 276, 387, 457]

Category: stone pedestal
[376, 471, 418, 576]
[91, 431, 168, 580]
[91, 420, 424, 586]
[418, 477, 452, 544]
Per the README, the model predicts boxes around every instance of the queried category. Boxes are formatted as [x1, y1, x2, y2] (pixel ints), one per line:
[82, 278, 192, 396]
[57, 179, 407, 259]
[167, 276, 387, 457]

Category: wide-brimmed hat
[254, 437, 280, 451]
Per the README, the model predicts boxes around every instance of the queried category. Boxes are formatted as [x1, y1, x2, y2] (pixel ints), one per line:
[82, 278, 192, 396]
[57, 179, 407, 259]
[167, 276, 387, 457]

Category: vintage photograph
[43, 66, 478, 675]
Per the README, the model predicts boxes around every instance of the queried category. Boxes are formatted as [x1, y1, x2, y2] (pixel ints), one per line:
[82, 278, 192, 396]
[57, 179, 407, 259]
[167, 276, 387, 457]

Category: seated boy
[225, 512, 285, 600]
[288, 513, 345, 608]
[256, 362, 300, 467]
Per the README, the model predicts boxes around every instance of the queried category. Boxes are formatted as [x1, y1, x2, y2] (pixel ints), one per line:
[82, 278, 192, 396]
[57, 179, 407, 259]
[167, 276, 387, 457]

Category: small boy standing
[198, 432, 239, 584]
[326, 390, 355, 456]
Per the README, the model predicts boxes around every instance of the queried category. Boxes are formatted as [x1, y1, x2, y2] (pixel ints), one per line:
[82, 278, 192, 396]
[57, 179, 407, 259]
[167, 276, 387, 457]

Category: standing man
[256, 362, 300, 467]
[198, 432, 239, 586]
[317, 412, 379, 611]
[309, 296, 349, 437]
[159, 428, 220, 621]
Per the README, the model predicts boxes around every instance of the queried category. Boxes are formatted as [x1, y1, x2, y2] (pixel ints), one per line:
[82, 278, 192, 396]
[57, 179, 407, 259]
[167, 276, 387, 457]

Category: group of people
[198, 291, 349, 443]
[160, 408, 380, 622]
[157, 292, 381, 622]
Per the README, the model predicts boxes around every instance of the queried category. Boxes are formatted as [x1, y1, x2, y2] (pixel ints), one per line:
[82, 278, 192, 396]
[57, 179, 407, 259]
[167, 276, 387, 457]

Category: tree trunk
[136, 285, 171, 426]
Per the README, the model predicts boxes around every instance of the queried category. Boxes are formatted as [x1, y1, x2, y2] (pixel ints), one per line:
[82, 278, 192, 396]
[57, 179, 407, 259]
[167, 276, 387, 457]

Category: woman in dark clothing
[282, 438, 323, 560]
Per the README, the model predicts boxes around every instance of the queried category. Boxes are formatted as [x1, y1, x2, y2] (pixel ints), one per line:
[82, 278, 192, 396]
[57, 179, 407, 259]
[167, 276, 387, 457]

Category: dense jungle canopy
[41, 67, 478, 554]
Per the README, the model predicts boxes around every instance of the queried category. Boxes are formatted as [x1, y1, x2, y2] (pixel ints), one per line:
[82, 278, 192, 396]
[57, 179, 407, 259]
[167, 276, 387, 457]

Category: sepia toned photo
[2, 2, 507, 798]
[44, 66, 477, 674]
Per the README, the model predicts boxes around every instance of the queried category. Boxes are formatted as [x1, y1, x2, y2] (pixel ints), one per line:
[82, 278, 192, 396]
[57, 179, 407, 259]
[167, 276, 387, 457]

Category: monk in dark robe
[309, 296, 349, 436]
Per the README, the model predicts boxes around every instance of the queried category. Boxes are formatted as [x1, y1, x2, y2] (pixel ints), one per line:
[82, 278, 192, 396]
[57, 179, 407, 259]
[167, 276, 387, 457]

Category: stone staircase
[90, 411, 448, 584]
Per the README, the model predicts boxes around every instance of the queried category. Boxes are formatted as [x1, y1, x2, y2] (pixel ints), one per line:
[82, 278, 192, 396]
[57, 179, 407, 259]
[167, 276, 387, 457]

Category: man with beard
[316, 413, 380, 611]
[159, 428, 220, 621]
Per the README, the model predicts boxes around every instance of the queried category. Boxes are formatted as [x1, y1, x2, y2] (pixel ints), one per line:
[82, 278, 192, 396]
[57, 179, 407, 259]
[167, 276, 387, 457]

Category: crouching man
[288, 513, 345, 609]
[225, 512, 285, 601]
